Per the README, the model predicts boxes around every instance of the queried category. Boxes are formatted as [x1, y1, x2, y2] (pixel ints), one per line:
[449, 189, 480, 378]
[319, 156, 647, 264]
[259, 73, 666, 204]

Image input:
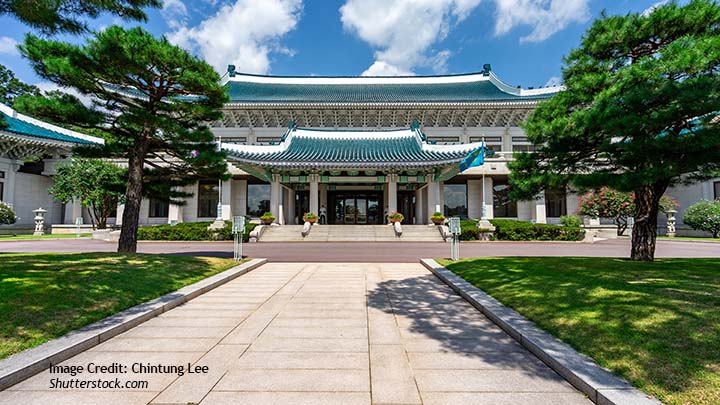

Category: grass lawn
[657, 236, 720, 242]
[0, 233, 92, 240]
[438, 257, 720, 405]
[0, 253, 241, 360]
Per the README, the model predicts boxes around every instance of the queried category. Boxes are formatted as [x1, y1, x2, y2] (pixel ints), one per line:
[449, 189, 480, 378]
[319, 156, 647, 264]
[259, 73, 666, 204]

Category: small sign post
[448, 217, 461, 261]
[75, 216, 83, 238]
[232, 216, 246, 261]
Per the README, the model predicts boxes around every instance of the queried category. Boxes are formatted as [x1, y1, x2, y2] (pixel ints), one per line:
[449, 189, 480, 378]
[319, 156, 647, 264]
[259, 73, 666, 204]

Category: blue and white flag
[459, 142, 485, 172]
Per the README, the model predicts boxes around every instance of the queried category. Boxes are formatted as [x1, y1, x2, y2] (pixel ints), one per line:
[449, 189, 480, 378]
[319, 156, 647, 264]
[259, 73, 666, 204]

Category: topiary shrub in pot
[260, 212, 276, 225]
[387, 212, 404, 223]
[303, 212, 318, 224]
[430, 211, 445, 225]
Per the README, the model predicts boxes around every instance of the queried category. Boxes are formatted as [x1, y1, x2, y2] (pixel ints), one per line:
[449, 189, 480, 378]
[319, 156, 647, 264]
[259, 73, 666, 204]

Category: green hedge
[489, 219, 585, 241]
[137, 221, 257, 242]
[460, 220, 482, 241]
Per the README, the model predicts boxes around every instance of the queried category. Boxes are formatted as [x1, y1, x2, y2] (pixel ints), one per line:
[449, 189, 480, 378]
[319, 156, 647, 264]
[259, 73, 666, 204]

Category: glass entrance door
[330, 192, 382, 224]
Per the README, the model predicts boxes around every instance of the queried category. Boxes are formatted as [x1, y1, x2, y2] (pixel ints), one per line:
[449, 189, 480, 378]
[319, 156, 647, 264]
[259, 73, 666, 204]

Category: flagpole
[481, 135, 487, 220]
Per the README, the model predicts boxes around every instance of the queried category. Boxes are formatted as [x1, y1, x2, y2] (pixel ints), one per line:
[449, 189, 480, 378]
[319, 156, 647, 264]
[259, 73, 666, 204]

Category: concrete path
[0, 263, 589, 405]
[1, 238, 718, 261]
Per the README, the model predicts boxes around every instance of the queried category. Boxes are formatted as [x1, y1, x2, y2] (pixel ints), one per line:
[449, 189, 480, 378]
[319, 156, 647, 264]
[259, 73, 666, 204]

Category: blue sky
[0, 0, 669, 90]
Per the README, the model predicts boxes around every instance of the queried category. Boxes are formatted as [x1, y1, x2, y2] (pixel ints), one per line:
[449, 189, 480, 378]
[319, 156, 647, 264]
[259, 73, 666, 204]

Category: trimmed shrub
[683, 200, 720, 238]
[459, 219, 480, 241]
[0, 202, 17, 225]
[489, 219, 585, 241]
[137, 220, 257, 242]
[559, 215, 582, 228]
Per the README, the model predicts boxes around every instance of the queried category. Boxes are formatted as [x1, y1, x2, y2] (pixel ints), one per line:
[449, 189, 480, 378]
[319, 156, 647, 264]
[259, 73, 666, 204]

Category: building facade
[1, 67, 718, 235]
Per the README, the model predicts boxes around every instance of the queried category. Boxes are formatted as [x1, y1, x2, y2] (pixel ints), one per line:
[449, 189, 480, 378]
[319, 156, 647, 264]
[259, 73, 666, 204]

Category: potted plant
[430, 211, 445, 225]
[387, 212, 404, 223]
[303, 212, 319, 224]
[260, 212, 276, 225]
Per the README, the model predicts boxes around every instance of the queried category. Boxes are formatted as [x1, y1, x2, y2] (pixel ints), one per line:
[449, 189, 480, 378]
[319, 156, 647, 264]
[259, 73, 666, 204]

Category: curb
[420, 258, 662, 405]
[0, 258, 267, 391]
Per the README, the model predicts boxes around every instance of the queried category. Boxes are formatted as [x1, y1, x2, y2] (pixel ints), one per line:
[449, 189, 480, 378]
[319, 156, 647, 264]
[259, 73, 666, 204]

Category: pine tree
[509, 0, 720, 261]
[19, 26, 229, 252]
[1, 0, 159, 34]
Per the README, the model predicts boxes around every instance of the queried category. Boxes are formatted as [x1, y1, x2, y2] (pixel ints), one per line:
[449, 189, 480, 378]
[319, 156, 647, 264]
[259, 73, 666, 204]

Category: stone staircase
[259, 224, 444, 242]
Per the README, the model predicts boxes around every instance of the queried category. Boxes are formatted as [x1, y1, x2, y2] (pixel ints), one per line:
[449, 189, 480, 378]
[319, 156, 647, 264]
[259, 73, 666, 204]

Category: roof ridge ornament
[227, 65, 236, 77]
[482, 64, 492, 77]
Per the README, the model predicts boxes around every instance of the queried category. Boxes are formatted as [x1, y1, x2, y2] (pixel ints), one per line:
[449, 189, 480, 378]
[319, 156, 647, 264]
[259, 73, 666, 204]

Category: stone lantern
[33, 208, 47, 236]
[666, 208, 677, 238]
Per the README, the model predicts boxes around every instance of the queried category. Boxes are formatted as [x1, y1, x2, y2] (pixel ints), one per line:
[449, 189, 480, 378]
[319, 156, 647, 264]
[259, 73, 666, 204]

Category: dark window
[512, 144, 536, 152]
[493, 181, 517, 217]
[545, 187, 567, 217]
[197, 181, 219, 218]
[714, 181, 720, 200]
[247, 183, 271, 217]
[427, 136, 460, 144]
[148, 198, 169, 217]
[0, 182, 3, 202]
[18, 160, 44, 175]
[470, 136, 502, 143]
[443, 183, 468, 218]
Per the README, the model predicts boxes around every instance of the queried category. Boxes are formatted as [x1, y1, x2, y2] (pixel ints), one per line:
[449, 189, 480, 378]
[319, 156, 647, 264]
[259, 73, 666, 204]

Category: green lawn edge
[437, 257, 720, 405]
[0, 252, 242, 360]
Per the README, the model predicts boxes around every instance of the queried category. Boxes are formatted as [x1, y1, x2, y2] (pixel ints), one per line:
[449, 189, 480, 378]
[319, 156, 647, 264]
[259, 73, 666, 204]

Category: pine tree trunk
[630, 183, 667, 261]
[117, 140, 147, 253]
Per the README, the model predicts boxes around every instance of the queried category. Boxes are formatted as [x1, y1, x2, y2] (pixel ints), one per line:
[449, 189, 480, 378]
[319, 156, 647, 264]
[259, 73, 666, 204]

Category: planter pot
[261, 218, 275, 225]
[304, 218, 317, 224]
[388, 218, 402, 224]
[431, 218, 445, 225]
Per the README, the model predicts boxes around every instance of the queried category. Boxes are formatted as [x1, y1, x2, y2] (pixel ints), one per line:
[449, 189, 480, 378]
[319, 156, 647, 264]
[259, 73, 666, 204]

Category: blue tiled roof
[225, 80, 552, 103]
[224, 128, 477, 169]
[1, 111, 95, 144]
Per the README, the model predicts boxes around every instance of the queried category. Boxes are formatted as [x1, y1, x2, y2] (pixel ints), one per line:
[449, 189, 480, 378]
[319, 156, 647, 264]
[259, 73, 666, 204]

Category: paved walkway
[1, 238, 718, 261]
[0, 263, 589, 404]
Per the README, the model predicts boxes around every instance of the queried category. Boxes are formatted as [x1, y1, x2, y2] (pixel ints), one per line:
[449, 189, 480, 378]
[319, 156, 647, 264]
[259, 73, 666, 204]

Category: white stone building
[1, 67, 718, 236]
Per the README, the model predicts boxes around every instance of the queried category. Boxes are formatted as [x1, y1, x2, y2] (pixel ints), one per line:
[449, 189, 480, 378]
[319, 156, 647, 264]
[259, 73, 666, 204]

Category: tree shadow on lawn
[0, 252, 231, 359]
[366, 272, 572, 387]
[443, 257, 720, 404]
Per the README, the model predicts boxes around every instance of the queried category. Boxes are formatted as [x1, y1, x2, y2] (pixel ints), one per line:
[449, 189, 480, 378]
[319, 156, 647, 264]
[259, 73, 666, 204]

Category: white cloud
[544, 76, 562, 87]
[35, 82, 95, 107]
[162, 0, 188, 30]
[341, 0, 482, 76]
[642, 0, 668, 17]
[167, 0, 303, 75]
[0, 36, 18, 55]
[493, 0, 590, 43]
[362, 61, 414, 76]
[341, 0, 589, 76]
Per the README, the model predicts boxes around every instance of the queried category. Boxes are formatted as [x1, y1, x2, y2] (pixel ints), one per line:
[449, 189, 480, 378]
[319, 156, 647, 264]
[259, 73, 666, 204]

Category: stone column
[387, 173, 398, 214]
[3, 162, 19, 208]
[221, 179, 232, 220]
[278, 188, 285, 225]
[167, 187, 184, 224]
[566, 188, 580, 216]
[427, 179, 442, 219]
[532, 193, 547, 224]
[115, 203, 125, 226]
[309, 173, 319, 215]
[235, 179, 248, 216]
[415, 189, 423, 224]
[482, 176, 494, 219]
[64, 200, 83, 224]
[270, 174, 281, 223]
[287, 188, 296, 224]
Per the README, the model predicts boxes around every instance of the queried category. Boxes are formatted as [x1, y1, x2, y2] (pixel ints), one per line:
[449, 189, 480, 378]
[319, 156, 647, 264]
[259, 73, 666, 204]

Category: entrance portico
[222, 125, 482, 225]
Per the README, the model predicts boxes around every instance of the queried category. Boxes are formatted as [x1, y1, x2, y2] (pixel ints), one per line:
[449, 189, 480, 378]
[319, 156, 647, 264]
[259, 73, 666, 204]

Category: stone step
[259, 224, 443, 242]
